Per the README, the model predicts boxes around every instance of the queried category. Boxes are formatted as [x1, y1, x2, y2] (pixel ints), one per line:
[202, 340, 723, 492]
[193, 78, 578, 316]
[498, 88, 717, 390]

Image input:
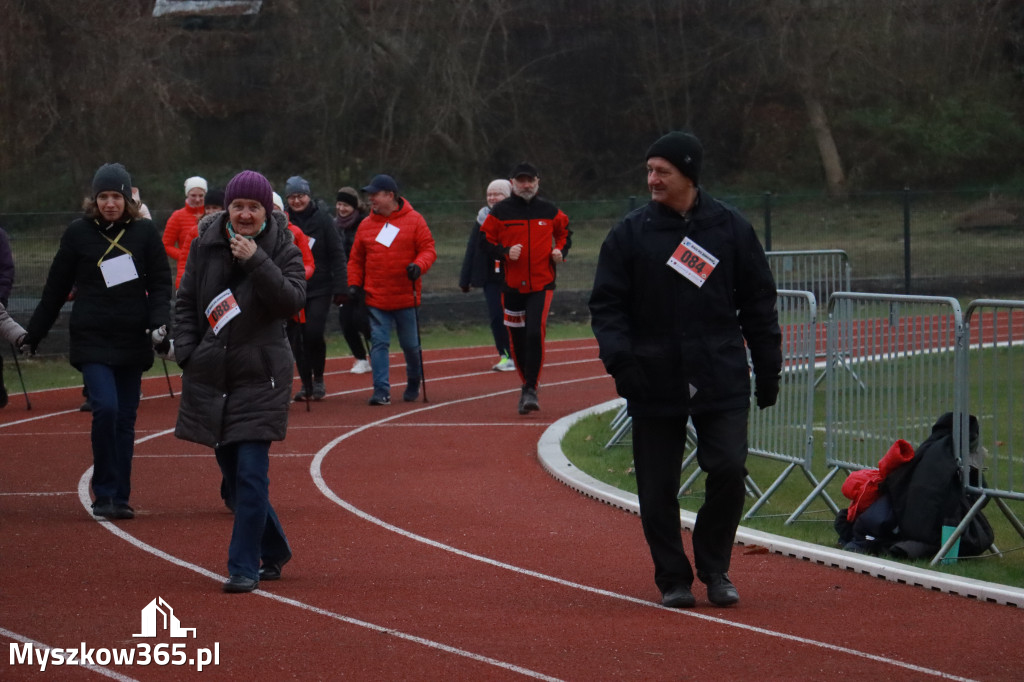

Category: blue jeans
[368, 306, 422, 397]
[215, 441, 290, 580]
[81, 363, 142, 505]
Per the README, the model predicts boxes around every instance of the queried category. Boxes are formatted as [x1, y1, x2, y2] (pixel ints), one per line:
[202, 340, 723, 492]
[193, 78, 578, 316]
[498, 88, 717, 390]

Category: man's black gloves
[612, 360, 649, 402]
[755, 376, 780, 409]
[406, 263, 421, 281]
[348, 285, 364, 303]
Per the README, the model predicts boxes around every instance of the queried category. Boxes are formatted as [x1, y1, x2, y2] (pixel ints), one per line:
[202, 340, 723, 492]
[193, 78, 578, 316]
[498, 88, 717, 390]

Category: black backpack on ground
[881, 412, 994, 559]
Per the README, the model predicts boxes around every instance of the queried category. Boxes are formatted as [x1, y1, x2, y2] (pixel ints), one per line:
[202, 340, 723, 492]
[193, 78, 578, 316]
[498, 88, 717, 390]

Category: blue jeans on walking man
[368, 306, 422, 401]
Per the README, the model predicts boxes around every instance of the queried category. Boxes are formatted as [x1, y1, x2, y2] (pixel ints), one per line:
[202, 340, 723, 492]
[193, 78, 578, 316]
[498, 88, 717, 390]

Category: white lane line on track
[0, 625, 138, 681]
[76, 431, 562, 682]
[22, 343, 972, 681]
[309, 375, 978, 682]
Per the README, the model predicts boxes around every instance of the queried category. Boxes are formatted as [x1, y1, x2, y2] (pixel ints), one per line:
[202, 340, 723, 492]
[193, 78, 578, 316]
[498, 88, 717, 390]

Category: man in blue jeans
[347, 175, 436, 405]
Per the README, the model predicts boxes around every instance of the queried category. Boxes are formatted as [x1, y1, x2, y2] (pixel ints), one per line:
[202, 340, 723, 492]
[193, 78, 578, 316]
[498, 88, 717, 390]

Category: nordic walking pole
[412, 277, 427, 403]
[10, 343, 31, 410]
[161, 357, 175, 398]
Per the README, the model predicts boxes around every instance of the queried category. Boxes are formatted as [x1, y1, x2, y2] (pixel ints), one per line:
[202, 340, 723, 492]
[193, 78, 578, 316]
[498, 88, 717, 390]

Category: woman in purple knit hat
[172, 170, 307, 593]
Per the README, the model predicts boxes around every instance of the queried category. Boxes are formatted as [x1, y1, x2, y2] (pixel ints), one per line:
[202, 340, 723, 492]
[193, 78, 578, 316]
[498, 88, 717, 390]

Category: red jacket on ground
[842, 438, 915, 521]
[163, 204, 205, 288]
[347, 198, 436, 311]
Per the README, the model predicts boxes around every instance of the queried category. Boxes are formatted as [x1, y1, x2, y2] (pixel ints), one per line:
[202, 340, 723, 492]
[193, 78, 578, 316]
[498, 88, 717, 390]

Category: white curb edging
[538, 399, 1024, 609]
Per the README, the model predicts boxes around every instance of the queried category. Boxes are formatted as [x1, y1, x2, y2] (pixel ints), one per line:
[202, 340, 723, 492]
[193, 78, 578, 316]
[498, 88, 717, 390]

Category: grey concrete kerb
[538, 398, 1024, 609]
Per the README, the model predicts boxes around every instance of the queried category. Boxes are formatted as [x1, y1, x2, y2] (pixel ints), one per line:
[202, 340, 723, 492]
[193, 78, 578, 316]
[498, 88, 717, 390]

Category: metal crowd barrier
[792, 292, 966, 524]
[935, 300, 1024, 565]
[743, 290, 835, 521]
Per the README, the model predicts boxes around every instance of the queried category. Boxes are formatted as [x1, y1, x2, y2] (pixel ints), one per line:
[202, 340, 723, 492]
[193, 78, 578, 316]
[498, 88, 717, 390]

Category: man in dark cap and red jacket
[480, 162, 571, 415]
[589, 131, 782, 609]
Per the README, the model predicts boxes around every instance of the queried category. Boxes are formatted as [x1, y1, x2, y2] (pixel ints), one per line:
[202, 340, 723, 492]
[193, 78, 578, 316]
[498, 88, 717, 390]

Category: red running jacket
[481, 194, 570, 293]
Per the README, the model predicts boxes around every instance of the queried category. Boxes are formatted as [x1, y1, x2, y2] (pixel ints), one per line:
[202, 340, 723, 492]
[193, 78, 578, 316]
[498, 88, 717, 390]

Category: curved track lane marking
[74, 433, 561, 681]
[1, 626, 138, 681]
[32, 349, 974, 682]
[309, 376, 977, 682]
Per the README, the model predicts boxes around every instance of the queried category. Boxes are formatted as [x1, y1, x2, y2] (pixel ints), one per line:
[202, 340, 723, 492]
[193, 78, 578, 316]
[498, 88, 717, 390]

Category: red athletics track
[1, 338, 1023, 681]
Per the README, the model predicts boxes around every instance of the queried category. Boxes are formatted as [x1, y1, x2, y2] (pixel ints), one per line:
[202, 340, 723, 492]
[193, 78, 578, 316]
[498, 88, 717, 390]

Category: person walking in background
[459, 179, 515, 372]
[285, 175, 348, 401]
[334, 186, 372, 375]
[0, 226, 14, 407]
[481, 163, 571, 414]
[163, 175, 207, 289]
[172, 170, 305, 593]
[347, 174, 436, 405]
[22, 163, 172, 519]
[589, 131, 782, 609]
[204, 187, 225, 214]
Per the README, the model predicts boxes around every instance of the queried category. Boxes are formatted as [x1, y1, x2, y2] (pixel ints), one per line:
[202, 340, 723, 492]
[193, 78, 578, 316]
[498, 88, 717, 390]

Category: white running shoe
[351, 358, 371, 374]
[492, 354, 516, 372]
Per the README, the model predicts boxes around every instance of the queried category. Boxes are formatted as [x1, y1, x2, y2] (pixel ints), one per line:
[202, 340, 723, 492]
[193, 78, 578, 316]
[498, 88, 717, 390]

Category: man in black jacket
[589, 132, 782, 608]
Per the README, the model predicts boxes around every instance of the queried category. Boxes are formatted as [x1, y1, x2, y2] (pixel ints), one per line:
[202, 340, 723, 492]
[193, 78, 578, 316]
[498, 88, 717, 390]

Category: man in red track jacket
[347, 174, 436, 406]
[481, 163, 571, 414]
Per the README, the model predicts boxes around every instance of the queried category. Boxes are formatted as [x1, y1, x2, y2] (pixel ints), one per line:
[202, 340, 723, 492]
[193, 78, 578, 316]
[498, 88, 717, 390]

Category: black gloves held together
[406, 263, 421, 281]
[755, 376, 780, 409]
[612, 360, 649, 402]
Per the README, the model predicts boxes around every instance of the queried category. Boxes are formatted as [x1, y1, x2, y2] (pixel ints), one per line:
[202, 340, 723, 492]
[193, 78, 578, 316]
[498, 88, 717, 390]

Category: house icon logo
[134, 597, 197, 638]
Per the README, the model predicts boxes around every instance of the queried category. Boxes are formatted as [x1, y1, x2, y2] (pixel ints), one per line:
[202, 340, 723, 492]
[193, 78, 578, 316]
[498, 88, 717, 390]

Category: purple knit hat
[224, 170, 273, 215]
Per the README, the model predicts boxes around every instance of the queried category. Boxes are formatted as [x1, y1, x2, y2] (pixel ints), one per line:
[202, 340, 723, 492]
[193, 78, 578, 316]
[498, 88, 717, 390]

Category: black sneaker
[368, 393, 391, 406]
[403, 379, 420, 402]
[661, 584, 696, 608]
[312, 380, 326, 401]
[91, 497, 116, 518]
[259, 552, 292, 581]
[223, 575, 258, 593]
[113, 503, 135, 520]
[518, 386, 539, 414]
[293, 386, 310, 402]
[79, 400, 92, 412]
[700, 572, 740, 606]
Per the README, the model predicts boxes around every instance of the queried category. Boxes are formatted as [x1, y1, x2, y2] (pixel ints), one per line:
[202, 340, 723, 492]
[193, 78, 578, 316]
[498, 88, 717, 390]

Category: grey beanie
[646, 132, 703, 185]
[92, 163, 133, 200]
[285, 175, 311, 197]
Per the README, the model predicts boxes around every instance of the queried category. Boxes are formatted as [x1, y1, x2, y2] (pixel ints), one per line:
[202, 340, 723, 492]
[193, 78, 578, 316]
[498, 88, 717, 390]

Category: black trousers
[631, 408, 749, 594]
[338, 298, 371, 361]
[302, 292, 331, 380]
[503, 289, 552, 389]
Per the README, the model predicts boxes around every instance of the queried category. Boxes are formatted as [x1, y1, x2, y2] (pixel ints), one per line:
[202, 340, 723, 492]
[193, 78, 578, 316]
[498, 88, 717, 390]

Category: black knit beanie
[646, 132, 702, 185]
[92, 163, 133, 200]
[336, 188, 360, 209]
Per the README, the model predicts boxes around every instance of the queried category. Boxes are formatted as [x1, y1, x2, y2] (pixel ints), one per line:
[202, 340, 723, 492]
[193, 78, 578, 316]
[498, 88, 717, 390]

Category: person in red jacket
[163, 175, 207, 288]
[347, 174, 436, 405]
[481, 163, 571, 414]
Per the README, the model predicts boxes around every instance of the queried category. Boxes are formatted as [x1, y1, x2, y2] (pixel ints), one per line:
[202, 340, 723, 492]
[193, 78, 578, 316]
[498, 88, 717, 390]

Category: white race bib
[376, 222, 399, 247]
[99, 253, 139, 288]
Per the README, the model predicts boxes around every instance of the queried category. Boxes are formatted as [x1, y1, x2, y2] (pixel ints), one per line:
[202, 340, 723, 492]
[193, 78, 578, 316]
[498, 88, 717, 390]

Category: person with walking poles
[172, 170, 306, 593]
[589, 131, 782, 609]
[480, 162, 571, 414]
[22, 163, 173, 520]
[459, 179, 516, 372]
[284, 175, 348, 401]
[347, 174, 436, 406]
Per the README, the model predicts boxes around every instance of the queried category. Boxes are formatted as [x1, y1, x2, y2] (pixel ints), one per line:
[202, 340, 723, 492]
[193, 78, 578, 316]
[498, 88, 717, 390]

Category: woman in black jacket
[334, 186, 371, 374]
[24, 163, 172, 520]
[173, 170, 306, 593]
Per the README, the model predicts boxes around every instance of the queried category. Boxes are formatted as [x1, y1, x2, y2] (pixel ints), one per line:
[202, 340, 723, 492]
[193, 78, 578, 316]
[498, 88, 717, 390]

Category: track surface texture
[2, 339, 1022, 681]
